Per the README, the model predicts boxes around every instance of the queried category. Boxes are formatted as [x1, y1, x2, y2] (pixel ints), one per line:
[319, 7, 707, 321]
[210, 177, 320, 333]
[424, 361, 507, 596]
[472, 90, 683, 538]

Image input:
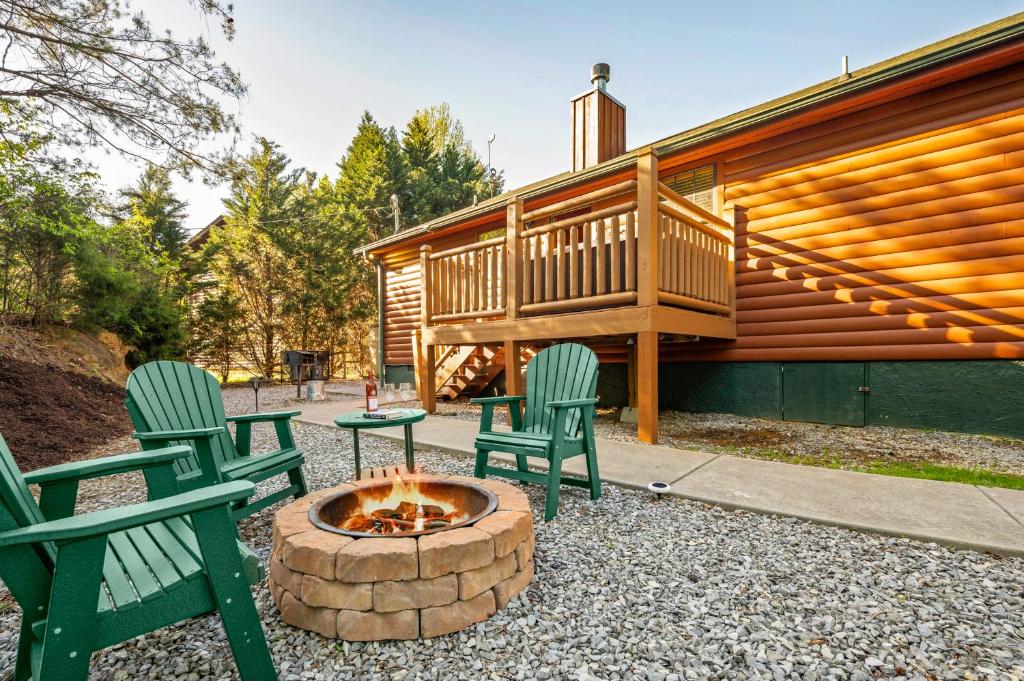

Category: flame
[340, 474, 470, 535]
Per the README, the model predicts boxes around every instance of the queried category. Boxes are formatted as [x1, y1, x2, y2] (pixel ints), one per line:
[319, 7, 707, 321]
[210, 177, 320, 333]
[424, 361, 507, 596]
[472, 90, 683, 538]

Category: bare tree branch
[0, 0, 245, 176]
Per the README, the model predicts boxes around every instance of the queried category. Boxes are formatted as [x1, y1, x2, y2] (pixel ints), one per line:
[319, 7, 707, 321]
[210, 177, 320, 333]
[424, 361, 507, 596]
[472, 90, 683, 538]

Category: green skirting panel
[384, 364, 415, 386]
[866, 360, 1024, 438]
[660, 362, 783, 419]
[657, 360, 1024, 439]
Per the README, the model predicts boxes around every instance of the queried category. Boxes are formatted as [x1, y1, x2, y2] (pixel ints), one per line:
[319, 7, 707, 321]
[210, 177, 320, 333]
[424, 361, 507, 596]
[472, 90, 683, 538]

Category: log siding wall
[669, 63, 1024, 362]
[380, 61, 1024, 367]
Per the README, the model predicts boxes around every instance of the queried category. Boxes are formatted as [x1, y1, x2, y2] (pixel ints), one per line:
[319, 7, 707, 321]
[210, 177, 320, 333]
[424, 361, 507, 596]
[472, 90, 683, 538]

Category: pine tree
[401, 103, 504, 226]
[119, 165, 189, 258]
[208, 137, 302, 378]
[333, 112, 407, 244]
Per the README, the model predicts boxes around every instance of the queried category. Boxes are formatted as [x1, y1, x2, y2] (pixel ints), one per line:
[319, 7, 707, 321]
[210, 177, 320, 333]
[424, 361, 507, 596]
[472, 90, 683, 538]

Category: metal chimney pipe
[591, 63, 610, 91]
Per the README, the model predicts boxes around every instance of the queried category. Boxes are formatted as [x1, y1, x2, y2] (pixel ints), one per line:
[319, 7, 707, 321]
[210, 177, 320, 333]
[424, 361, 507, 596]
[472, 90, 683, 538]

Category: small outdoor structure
[269, 475, 535, 640]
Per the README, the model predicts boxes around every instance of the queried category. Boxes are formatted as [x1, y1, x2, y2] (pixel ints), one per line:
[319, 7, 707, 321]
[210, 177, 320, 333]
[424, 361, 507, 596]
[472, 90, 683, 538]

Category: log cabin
[358, 13, 1024, 443]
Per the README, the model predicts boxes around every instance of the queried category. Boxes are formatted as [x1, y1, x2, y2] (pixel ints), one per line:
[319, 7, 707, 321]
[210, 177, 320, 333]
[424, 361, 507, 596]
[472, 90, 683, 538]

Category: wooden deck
[414, 152, 737, 443]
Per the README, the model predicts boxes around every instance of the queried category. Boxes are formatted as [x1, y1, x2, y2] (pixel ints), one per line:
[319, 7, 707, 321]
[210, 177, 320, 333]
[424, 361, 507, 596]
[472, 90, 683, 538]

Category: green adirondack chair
[473, 343, 601, 521]
[125, 360, 307, 521]
[0, 432, 277, 681]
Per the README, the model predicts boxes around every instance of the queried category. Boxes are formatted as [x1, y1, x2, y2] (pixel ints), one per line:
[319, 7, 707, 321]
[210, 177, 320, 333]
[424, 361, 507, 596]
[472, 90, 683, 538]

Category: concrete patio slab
[980, 486, 1024, 528]
[294, 404, 1024, 556]
[671, 455, 1024, 555]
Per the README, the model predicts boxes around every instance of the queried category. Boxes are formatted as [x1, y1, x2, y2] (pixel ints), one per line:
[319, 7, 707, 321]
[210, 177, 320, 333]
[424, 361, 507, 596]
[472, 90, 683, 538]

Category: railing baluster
[610, 214, 621, 293]
[699, 231, 707, 301]
[544, 233, 554, 302]
[596, 218, 607, 295]
[477, 249, 485, 311]
[582, 220, 592, 296]
[569, 224, 579, 298]
[675, 218, 684, 295]
[489, 245, 498, 310]
[657, 214, 666, 292]
[533, 234, 542, 303]
[523, 237, 532, 304]
[556, 229, 566, 300]
[625, 211, 635, 291]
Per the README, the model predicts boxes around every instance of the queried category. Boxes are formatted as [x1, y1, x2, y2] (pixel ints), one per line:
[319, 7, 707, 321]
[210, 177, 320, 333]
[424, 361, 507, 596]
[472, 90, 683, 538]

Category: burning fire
[340, 474, 469, 535]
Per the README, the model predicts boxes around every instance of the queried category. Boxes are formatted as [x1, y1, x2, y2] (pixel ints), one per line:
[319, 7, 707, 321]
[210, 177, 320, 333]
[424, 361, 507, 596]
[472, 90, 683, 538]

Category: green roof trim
[359, 11, 1024, 255]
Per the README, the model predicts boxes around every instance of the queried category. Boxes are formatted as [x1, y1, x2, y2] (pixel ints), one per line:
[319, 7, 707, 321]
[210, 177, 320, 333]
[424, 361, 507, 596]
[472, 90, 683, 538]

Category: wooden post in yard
[505, 197, 523, 320]
[419, 246, 436, 413]
[637, 330, 658, 444]
[626, 342, 638, 409]
[504, 339, 523, 396]
[504, 198, 524, 409]
[636, 150, 660, 443]
[635, 150, 660, 307]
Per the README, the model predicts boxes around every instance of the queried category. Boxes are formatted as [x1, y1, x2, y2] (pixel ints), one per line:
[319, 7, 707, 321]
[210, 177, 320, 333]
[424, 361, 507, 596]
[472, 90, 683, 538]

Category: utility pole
[486, 133, 496, 197]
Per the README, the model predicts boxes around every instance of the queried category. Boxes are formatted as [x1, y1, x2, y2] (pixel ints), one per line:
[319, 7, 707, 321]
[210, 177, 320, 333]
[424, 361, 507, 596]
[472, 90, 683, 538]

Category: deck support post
[506, 197, 523, 320]
[422, 343, 436, 413]
[635, 151, 659, 307]
[626, 341, 638, 409]
[637, 330, 658, 444]
[419, 245, 436, 411]
[504, 339, 524, 421]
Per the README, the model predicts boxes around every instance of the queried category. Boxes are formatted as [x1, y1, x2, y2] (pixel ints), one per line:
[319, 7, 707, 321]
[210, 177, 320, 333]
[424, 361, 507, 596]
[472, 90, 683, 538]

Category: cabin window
[661, 163, 716, 213]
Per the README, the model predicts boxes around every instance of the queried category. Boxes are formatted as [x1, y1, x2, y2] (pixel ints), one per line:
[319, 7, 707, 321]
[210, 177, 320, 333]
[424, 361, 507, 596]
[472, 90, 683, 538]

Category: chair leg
[584, 436, 601, 501]
[515, 453, 529, 474]
[288, 464, 308, 499]
[37, 537, 107, 681]
[192, 507, 277, 680]
[474, 448, 488, 478]
[13, 619, 33, 681]
[544, 453, 563, 522]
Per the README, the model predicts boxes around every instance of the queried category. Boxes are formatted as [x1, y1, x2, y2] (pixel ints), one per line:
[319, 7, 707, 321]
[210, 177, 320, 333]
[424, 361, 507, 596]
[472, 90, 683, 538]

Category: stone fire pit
[269, 474, 535, 640]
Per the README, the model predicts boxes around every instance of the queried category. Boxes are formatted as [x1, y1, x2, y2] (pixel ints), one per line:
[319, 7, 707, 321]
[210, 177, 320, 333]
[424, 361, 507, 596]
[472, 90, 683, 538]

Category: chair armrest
[24, 446, 194, 486]
[546, 397, 599, 409]
[470, 396, 526, 405]
[225, 410, 301, 424]
[132, 427, 225, 486]
[0, 481, 256, 548]
[226, 411, 300, 456]
[132, 426, 226, 443]
[473, 396, 526, 432]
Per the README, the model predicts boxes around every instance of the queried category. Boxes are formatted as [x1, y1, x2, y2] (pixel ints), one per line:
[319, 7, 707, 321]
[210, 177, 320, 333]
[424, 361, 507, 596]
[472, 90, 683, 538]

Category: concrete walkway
[295, 401, 1024, 556]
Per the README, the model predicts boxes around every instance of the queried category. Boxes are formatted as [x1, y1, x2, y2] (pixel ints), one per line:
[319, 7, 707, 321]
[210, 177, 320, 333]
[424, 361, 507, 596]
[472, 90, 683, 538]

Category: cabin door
[782, 363, 867, 427]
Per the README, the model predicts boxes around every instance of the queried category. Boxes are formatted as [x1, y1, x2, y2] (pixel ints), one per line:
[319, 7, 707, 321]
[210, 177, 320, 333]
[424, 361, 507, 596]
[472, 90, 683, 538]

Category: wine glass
[398, 382, 412, 402]
[384, 383, 396, 404]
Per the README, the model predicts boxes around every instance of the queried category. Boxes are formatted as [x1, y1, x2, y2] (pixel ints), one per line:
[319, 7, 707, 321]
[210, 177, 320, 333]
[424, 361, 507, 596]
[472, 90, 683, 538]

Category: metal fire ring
[308, 478, 498, 539]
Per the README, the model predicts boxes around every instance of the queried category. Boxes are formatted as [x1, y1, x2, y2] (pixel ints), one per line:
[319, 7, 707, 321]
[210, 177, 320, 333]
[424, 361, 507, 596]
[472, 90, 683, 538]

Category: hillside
[0, 324, 133, 470]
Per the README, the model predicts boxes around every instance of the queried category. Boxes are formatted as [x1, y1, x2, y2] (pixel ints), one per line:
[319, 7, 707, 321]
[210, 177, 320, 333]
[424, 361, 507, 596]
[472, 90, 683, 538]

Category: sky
[91, 0, 1023, 231]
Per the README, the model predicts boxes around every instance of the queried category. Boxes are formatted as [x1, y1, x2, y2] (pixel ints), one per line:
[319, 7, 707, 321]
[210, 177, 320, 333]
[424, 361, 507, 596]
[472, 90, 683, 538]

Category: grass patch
[852, 462, 1024, 490]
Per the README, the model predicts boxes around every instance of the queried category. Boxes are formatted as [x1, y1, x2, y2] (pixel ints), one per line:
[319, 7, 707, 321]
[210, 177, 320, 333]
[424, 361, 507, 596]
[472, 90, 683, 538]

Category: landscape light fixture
[250, 376, 265, 411]
[647, 481, 671, 499]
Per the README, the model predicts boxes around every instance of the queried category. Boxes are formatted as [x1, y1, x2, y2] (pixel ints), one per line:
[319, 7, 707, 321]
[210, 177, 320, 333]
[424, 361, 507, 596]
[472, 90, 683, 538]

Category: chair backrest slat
[126, 361, 238, 473]
[0, 435, 57, 615]
[523, 343, 598, 437]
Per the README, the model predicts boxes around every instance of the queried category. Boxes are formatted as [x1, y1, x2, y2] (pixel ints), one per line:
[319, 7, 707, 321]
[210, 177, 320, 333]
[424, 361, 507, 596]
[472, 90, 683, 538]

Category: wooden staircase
[433, 344, 535, 400]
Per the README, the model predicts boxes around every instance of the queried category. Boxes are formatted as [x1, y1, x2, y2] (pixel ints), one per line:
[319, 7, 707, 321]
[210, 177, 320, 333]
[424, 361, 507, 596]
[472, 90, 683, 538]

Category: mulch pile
[0, 356, 132, 470]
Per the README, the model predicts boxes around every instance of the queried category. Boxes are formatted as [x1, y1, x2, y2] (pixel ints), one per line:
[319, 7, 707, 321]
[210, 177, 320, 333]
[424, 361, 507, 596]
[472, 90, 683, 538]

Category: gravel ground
[433, 401, 1024, 476]
[3, 414, 1023, 680]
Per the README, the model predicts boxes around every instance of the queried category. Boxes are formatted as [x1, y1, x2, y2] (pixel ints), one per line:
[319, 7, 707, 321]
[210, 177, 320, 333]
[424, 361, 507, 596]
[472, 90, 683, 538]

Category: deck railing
[421, 237, 506, 323]
[519, 179, 638, 315]
[656, 183, 734, 316]
[419, 153, 735, 327]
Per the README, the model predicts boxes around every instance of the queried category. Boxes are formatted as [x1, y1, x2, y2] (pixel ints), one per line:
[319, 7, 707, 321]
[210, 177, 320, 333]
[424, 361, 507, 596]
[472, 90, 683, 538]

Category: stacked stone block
[268, 475, 535, 640]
